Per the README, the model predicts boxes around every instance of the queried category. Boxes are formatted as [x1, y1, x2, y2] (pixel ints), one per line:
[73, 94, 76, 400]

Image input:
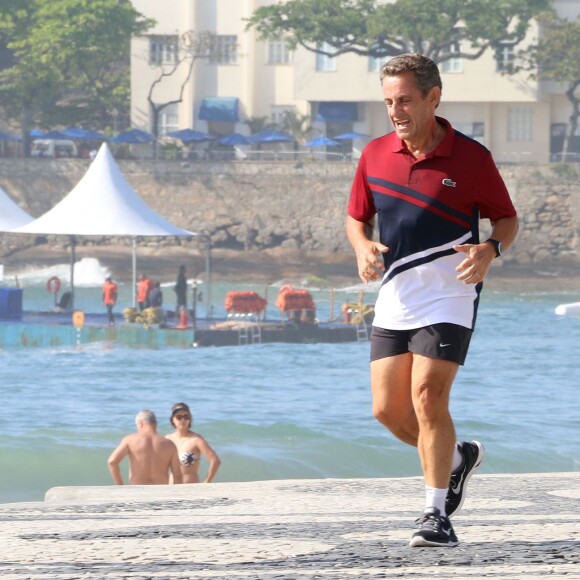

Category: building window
[207, 120, 235, 137]
[508, 107, 534, 142]
[149, 35, 178, 65]
[271, 105, 294, 125]
[496, 44, 515, 73]
[368, 55, 382, 73]
[158, 103, 179, 136]
[316, 42, 336, 72]
[369, 50, 392, 73]
[454, 122, 485, 143]
[268, 39, 292, 64]
[209, 35, 238, 65]
[440, 44, 462, 73]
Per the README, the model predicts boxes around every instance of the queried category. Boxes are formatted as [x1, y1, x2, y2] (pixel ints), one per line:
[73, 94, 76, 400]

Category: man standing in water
[347, 53, 518, 547]
[108, 410, 183, 485]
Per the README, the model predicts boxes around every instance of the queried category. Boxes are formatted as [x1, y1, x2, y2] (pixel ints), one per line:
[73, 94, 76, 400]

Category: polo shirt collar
[391, 116, 454, 158]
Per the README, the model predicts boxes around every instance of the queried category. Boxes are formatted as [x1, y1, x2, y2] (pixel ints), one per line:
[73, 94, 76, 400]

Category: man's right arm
[107, 438, 129, 485]
[346, 215, 388, 284]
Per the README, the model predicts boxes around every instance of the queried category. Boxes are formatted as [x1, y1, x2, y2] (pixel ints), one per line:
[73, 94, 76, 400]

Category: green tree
[244, 115, 276, 134]
[519, 11, 580, 158]
[281, 110, 312, 145]
[246, 0, 550, 64]
[0, 0, 153, 152]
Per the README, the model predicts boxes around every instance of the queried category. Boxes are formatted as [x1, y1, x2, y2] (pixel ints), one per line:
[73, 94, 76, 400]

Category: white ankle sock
[425, 486, 448, 515]
[451, 443, 463, 472]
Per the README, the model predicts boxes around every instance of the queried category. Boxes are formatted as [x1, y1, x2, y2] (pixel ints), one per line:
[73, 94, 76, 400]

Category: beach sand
[1, 473, 578, 578]
[3, 242, 580, 294]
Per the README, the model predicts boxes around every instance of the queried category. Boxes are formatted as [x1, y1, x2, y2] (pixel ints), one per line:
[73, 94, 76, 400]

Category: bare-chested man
[108, 409, 183, 485]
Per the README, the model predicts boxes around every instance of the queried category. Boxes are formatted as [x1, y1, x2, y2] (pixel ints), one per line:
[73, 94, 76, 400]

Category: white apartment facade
[130, 0, 579, 164]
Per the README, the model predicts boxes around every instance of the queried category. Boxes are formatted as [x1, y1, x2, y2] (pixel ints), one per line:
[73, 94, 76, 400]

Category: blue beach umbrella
[41, 130, 71, 140]
[218, 132, 251, 146]
[247, 129, 275, 142]
[249, 129, 294, 143]
[332, 132, 370, 140]
[0, 131, 19, 142]
[110, 129, 153, 144]
[304, 135, 341, 147]
[166, 129, 216, 143]
[63, 128, 106, 141]
[29, 129, 45, 138]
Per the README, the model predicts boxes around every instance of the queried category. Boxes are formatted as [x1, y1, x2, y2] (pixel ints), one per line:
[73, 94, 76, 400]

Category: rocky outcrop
[0, 158, 578, 268]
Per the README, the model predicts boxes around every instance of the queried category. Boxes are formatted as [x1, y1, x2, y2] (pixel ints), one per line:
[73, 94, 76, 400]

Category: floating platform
[0, 311, 368, 349]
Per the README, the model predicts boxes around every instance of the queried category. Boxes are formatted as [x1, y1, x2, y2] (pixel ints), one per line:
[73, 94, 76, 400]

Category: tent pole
[205, 237, 211, 320]
[132, 237, 137, 308]
[70, 235, 76, 309]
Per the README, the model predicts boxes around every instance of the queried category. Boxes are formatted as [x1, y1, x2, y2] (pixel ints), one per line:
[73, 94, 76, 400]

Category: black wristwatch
[485, 238, 503, 258]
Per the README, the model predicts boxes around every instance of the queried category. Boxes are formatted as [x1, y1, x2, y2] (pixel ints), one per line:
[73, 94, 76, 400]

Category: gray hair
[135, 409, 157, 426]
[379, 53, 442, 97]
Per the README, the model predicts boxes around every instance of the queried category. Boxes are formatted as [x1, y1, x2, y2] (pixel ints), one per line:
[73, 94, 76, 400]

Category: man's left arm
[454, 216, 519, 284]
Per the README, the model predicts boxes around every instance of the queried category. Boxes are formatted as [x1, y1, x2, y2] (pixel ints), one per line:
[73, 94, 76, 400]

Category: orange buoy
[72, 310, 85, 328]
[224, 291, 267, 314]
[176, 306, 190, 329]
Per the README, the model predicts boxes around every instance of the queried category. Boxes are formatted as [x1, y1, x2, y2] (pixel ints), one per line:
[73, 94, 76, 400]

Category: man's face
[381, 71, 440, 143]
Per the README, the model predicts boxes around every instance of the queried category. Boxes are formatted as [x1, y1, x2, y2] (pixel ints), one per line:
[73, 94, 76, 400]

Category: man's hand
[355, 240, 389, 284]
[453, 242, 496, 284]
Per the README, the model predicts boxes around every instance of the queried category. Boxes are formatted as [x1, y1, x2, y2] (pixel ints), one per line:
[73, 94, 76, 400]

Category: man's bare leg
[370, 353, 418, 446]
[411, 354, 459, 489]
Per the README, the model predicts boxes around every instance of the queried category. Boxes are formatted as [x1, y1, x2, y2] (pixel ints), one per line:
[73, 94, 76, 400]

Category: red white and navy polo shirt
[348, 117, 517, 331]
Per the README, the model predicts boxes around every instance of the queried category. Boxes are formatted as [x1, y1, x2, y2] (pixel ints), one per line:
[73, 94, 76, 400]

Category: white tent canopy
[14, 143, 192, 237]
[0, 185, 34, 230]
[9, 143, 209, 310]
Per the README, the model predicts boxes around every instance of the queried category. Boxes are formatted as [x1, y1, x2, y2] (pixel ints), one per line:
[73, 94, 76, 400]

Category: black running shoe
[409, 507, 459, 547]
[446, 440, 485, 518]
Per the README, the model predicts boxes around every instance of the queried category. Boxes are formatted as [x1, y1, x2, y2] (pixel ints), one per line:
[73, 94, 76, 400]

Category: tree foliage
[0, 0, 153, 135]
[520, 11, 580, 155]
[281, 110, 312, 144]
[246, 0, 551, 63]
[244, 116, 276, 133]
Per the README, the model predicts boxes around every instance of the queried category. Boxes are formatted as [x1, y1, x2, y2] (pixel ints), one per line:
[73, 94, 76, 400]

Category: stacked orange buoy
[275, 285, 316, 322]
[224, 291, 268, 314]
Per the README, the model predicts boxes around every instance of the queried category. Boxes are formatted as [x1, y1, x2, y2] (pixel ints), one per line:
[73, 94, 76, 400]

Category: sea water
[0, 260, 579, 504]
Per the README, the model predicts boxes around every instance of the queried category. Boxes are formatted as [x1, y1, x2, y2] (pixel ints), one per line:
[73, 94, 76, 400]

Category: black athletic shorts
[370, 323, 473, 366]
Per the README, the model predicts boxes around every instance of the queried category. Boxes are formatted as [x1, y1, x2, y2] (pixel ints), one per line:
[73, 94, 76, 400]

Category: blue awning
[316, 102, 358, 122]
[199, 97, 239, 123]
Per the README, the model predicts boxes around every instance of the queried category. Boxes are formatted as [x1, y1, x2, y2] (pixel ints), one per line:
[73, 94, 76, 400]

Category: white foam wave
[337, 280, 381, 294]
[9, 258, 110, 288]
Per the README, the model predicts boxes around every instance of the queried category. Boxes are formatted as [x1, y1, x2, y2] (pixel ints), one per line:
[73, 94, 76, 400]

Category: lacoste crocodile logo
[442, 178, 456, 187]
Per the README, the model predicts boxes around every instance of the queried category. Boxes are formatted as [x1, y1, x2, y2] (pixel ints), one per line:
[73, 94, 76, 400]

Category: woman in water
[166, 402, 221, 483]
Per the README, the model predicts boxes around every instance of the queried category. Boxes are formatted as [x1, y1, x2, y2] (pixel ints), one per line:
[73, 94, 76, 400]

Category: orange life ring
[46, 276, 61, 294]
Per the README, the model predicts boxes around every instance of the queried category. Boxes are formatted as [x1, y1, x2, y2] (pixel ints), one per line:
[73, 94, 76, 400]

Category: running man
[347, 53, 518, 547]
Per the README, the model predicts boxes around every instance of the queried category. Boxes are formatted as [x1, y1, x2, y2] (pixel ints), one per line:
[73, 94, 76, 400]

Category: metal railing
[178, 149, 356, 163]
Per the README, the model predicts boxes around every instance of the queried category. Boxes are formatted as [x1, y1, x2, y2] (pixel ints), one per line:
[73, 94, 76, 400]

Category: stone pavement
[0, 472, 578, 579]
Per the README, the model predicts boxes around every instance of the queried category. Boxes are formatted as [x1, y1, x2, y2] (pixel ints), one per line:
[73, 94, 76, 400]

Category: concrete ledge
[2, 473, 579, 579]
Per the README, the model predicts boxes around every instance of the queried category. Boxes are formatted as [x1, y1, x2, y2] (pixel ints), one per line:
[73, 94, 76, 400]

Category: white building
[130, 0, 578, 163]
